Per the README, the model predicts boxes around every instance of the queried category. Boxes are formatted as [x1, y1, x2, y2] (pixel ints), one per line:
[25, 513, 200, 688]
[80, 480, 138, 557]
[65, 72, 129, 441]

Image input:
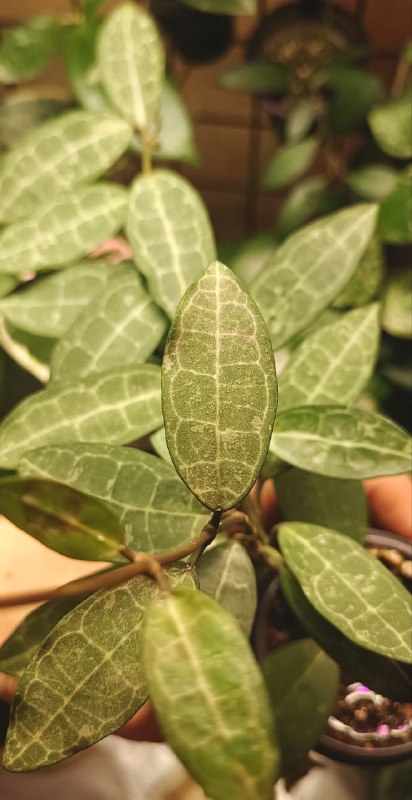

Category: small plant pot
[254, 529, 412, 767]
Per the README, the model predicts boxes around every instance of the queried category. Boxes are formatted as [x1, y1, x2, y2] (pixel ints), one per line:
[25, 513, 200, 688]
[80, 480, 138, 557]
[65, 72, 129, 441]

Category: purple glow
[377, 724, 390, 735]
[356, 685, 370, 693]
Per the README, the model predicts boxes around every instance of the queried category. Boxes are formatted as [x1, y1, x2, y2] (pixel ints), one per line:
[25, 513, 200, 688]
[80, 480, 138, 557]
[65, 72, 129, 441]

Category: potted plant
[0, 3, 411, 798]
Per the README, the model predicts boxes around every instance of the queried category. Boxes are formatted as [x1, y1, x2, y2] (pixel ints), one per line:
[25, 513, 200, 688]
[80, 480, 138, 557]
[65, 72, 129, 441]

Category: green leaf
[97, 3, 165, 131]
[0, 111, 131, 224]
[149, 426, 174, 466]
[0, 184, 128, 275]
[0, 365, 162, 469]
[285, 98, 317, 143]
[278, 305, 380, 412]
[275, 468, 367, 543]
[230, 233, 276, 286]
[271, 406, 411, 479]
[261, 138, 318, 191]
[197, 540, 257, 635]
[143, 587, 278, 800]
[263, 640, 339, 776]
[218, 62, 291, 94]
[326, 66, 383, 132]
[280, 568, 412, 702]
[0, 91, 72, 149]
[368, 92, 412, 159]
[333, 235, 384, 309]
[0, 319, 54, 383]
[252, 204, 377, 349]
[0, 259, 112, 338]
[181, 0, 256, 13]
[132, 78, 199, 164]
[0, 16, 64, 83]
[0, 477, 125, 561]
[278, 522, 412, 663]
[275, 176, 334, 240]
[346, 164, 398, 201]
[162, 261, 277, 510]
[3, 566, 196, 772]
[20, 443, 208, 554]
[382, 269, 412, 339]
[51, 264, 166, 381]
[378, 172, 412, 244]
[0, 275, 17, 299]
[65, 19, 109, 112]
[127, 170, 216, 318]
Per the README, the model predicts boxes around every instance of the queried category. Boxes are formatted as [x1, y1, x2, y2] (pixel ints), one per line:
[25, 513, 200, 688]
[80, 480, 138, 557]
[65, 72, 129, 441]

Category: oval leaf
[382, 269, 412, 339]
[0, 92, 71, 149]
[0, 16, 63, 83]
[20, 444, 208, 553]
[197, 540, 257, 634]
[275, 468, 367, 543]
[127, 169, 216, 318]
[252, 204, 377, 349]
[262, 640, 339, 776]
[368, 93, 412, 159]
[132, 79, 198, 164]
[271, 406, 411, 479]
[278, 305, 380, 412]
[0, 477, 125, 561]
[97, 3, 164, 130]
[182, 0, 256, 13]
[0, 184, 128, 275]
[278, 522, 412, 663]
[378, 173, 412, 244]
[0, 111, 132, 224]
[218, 62, 291, 94]
[3, 566, 196, 772]
[0, 365, 162, 469]
[51, 264, 167, 381]
[0, 259, 112, 337]
[261, 137, 318, 191]
[275, 175, 333, 240]
[162, 261, 277, 510]
[280, 567, 412, 702]
[333, 235, 384, 308]
[0, 319, 53, 383]
[346, 164, 398, 201]
[143, 587, 278, 800]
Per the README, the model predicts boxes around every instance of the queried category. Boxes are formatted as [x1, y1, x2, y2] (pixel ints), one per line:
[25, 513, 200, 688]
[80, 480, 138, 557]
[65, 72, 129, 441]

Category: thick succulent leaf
[218, 62, 291, 94]
[275, 176, 334, 240]
[261, 138, 318, 191]
[368, 93, 412, 158]
[0, 184, 128, 275]
[281, 567, 412, 702]
[275, 468, 367, 543]
[20, 444, 208, 553]
[285, 99, 317, 143]
[0, 16, 64, 83]
[252, 205, 377, 349]
[382, 269, 412, 339]
[230, 233, 276, 286]
[278, 305, 380, 412]
[0, 365, 162, 469]
[182, 0, 256, 13]
[51, 264, 167, 381]
[0, 111, 132, 224]
[0, 91, 71, 149]
[333, 236, 384, 308]
[270, 406, 411, 479]
[263, 640, 339, 776]
[127, 170, 216, 318]
[3, 566, 196, 772]
[278, 523, 412, 663]
[378, 172, 412, 244]
[0, 260, 112, 337]
[162, 261, 277, 510]
[97, 3, 165, 131]
[0, 319, 53, 383]
[0, 477, 125, 561]
[197, 540, 257, 635]
[149, 426, 174, 466]
[143, 587, 278, 800]
[346, 164, 398, 201]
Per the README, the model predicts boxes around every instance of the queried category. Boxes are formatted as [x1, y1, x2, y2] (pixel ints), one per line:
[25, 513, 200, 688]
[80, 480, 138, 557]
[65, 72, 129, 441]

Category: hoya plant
[0, 4, 411, 798]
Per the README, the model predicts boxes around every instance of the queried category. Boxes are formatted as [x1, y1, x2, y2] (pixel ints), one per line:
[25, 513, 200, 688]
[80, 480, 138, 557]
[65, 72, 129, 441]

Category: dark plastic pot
[254, 529, 412, 766]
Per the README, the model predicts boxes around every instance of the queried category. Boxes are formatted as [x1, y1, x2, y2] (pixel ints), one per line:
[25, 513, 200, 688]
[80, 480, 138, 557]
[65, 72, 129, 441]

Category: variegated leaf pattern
[0, 365, 162, 469]
[143, 587, 278, 800]
[0, 111, 132, 223]
[20, 444, 208, 553]
[97, 3, 164, 131]
[127, 170, 216, 318]
[333, 235, 384, 309]
[197, 540, 257, 635]
[0, 319, 54, 383]
[51, 263, 167, 380]
[251, 205, 377, 349]
[0, 259, 111, 337]
[0, 184, 128, 275]
[278, 304, 380, 412]
[162, 261, 277, 510]
[3, 567, 196, 772]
